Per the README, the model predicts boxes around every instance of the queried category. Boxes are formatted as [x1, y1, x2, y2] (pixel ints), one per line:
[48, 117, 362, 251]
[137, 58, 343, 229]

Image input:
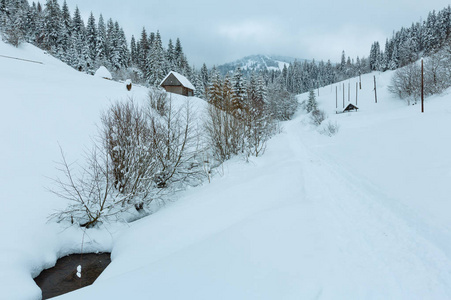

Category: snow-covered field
[1, 40, 451, 299]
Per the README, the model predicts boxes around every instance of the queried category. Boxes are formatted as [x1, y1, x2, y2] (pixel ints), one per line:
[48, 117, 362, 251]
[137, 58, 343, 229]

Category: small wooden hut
[343, 103, 358, 112]
[160, 71, 195, 96]
[336, 103, 359, 114]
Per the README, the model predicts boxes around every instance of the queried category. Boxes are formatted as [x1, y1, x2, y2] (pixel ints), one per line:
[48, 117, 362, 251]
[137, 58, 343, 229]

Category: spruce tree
[306, 90, 317, 113]
[146, 30, 166, 86]
[43, 0, 61, 51]
[86, 12, 97, 63]
[231, 67, 247, 115]
[96, 14, 107, 65]
[59, 0, 71, 54]
[130, 35, 137, 66]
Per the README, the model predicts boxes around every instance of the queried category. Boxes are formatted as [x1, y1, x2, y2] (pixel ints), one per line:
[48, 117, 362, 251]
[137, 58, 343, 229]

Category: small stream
[33, 252, 111, 299]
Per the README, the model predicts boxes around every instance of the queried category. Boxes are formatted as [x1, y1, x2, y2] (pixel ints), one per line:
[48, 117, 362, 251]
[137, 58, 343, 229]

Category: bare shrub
[149, 88, 169, 116]
[148, 99, 205, 190]
[266, 84, 299, 120]
[244, 104, 275, 158]
[320, 121, 340, 137]
[101, 99, 156, 210]
[388, 62, 421, 105]
[310, 109, 326, 126]
[49, 145, 115, 228]
[204, 104, 245, 162]
[389, 51, 451, 105]
[50, 96, 205, 227]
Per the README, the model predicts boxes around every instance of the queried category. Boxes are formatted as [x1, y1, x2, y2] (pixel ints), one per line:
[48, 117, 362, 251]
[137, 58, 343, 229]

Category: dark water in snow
[33, 252, 111, 299]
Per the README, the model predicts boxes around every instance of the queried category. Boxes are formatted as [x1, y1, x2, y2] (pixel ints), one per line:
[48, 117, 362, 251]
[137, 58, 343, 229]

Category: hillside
[217, 54, 304, 75]
[2, 40, 451, 299]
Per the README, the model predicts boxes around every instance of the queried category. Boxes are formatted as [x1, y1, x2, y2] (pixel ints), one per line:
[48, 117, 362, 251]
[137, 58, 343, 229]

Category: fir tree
[43, 0, 62, 51]
[231, 67, 247, 115]
[86, 12, 97, 63]
[59, 0, 71, 54]
[95, 14, 107, 65]
[146, 30, 166, 86]
[130, 35, 137, 66]
[305, 90, 317, 113]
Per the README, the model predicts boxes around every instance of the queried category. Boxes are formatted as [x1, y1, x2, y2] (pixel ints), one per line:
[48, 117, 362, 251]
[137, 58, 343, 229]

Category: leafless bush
[320, 121, 340, 137]
[51, 96, 205, 227]
[310, 109, 326, 126]
[204, 104, 245, 162]
[388, 62, 421, 105]
[389, 50, 451, 105]
[149, 88, 169, 116]
[48, 145, 115, 228]
[148, 99, 205, 190]
[101, 99, 156, 210]
[266, 84, 299, 120]
[244, 106, 275, 158]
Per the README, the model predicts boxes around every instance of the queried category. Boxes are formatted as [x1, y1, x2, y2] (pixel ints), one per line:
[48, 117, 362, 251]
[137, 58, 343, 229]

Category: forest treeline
[2, 0, 451, 102]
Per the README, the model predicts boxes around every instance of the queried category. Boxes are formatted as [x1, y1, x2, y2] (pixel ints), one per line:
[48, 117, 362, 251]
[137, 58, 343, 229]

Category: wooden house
[160, 71, 195, 96]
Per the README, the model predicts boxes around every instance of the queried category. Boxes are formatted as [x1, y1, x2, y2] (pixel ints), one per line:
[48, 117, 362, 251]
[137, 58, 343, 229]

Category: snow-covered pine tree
[193, 71, 205, 99]
[130, 35, 137, 66]
[59, 0, 72, 56]
[105, 17, 115, 64]
[305, 90, 317, 113]
[200, 63, 209, 92]
[208, 68, 222, 107]
[166, 38, 175, 71]
[231, 67, 247, 115]
[95, 14, 107, 65]
[389, 43, 399, 70]
[146, 30, 166, 86]
[174, 37, 188, 73]
[86, 12, 97, 64]
[43, 0, 62, 52]
[138, 27, 149, 74]
[222, 73, 233, 111]
[117, 25, 129, 68]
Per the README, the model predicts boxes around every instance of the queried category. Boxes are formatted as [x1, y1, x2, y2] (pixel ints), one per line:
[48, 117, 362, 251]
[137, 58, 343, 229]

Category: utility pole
[356, 82, 358, 105]
[359, 72, 362, 90]
[373, 76, 378, 104]
[421, 58, 424, 113]
[348, 82, 351, 102]
[343, 83, 345, 108]
[336, 86, 338, 109]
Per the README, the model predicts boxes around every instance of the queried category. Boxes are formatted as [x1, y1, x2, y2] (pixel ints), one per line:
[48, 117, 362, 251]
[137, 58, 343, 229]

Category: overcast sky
[59, 0, 451, 67]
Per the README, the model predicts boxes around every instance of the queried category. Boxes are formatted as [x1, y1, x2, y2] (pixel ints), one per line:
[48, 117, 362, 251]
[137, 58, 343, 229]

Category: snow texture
[94, 66, 112, 79]
[2, 40, 451, 299]
[76, 265, 81, 278]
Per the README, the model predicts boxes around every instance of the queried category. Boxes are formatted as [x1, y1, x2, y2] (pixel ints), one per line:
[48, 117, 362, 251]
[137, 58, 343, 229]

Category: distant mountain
[217, 55, 306, 75]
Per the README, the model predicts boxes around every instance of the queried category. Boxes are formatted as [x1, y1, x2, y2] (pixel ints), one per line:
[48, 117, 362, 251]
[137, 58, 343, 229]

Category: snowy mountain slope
[2, 39, 451, 299]
[302, 73, 451, 256]
[217, 54, 301, 75]
[0, 41, 202, 299]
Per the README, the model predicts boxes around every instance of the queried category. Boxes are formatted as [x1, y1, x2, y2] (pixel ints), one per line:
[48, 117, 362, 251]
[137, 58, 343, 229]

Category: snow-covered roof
[94, 66, 112, 79]
[160, 71, 195, 90]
